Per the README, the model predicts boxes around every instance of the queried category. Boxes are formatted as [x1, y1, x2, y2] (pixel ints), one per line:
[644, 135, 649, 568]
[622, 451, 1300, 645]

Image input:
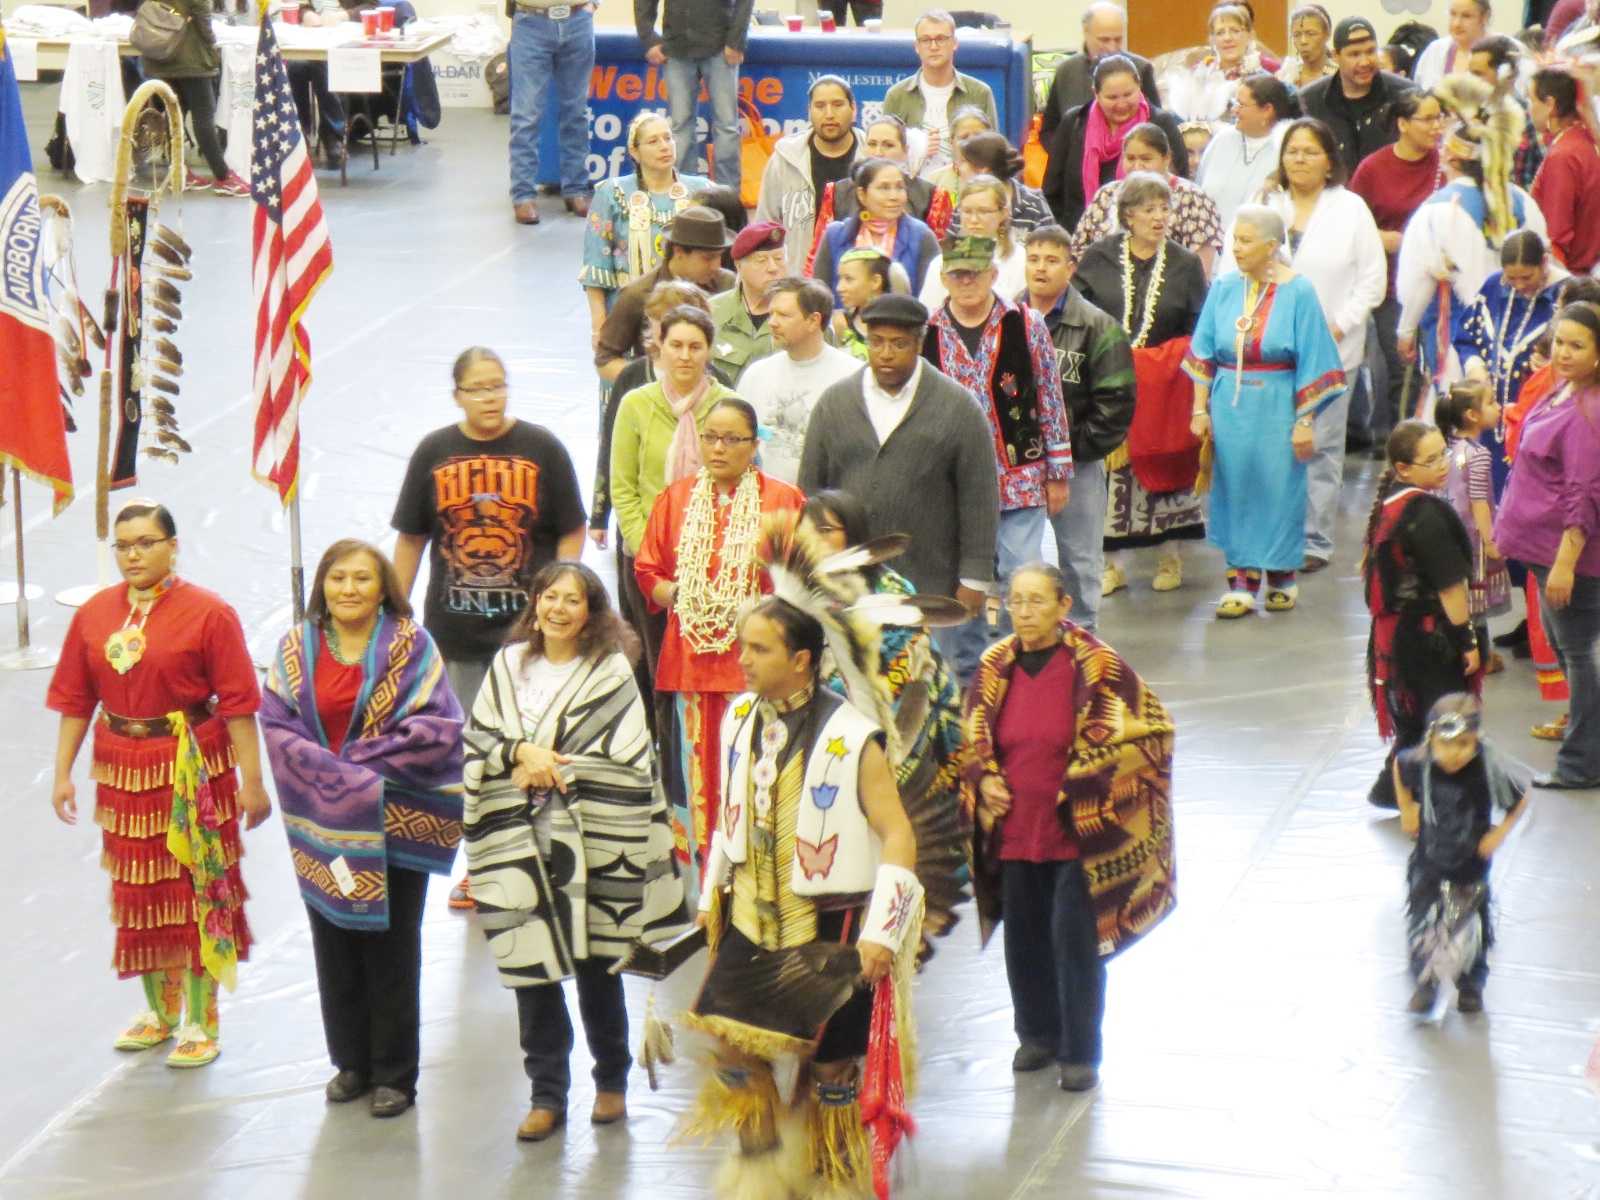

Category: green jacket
[140, 0, 220, 79]
[609, 378, 739, 554]
[880, 70, 997, 134]
[709, 287, 774, 386]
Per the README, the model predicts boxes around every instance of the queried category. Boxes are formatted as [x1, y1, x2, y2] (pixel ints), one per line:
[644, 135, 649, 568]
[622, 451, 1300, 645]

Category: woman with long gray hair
[1184, 205, 1346, 619]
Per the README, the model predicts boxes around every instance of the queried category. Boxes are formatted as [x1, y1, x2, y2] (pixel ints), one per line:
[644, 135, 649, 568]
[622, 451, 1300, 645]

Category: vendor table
[5, 27, 451, 73]
[537, 25, 1031, 188]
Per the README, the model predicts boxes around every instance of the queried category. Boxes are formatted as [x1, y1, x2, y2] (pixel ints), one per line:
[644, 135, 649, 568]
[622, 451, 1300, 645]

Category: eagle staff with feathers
[671, 511, 972, 1200]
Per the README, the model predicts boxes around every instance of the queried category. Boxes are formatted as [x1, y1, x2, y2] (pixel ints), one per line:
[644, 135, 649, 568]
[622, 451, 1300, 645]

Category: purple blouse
[1494, 385, 1600, 577]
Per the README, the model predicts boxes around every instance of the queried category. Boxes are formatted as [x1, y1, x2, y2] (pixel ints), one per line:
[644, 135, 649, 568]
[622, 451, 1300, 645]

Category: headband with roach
[759, 512, 975, 960]
[1434, 74, 1525, 249]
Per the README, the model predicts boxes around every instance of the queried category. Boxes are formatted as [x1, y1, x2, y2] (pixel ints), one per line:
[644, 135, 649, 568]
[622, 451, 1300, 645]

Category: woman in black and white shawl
[463, 561, 686, 1140]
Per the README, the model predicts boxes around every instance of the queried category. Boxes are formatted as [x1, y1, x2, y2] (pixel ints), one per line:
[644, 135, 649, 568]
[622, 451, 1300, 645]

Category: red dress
[46, 579, 261, 978]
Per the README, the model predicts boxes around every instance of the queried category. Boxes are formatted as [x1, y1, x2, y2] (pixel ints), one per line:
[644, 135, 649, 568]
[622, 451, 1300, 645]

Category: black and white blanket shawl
[463, 646, 687, 987]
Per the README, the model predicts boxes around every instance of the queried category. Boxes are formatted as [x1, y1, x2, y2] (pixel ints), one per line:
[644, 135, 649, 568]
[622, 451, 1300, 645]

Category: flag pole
[0, 469, 58, 670]
[288, 489, 305, 623]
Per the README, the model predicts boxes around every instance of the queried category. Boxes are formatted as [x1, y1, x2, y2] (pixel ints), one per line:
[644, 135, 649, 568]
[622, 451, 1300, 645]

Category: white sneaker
[1102, 561, 1126, 596]
[1152, 553, 1182, 592]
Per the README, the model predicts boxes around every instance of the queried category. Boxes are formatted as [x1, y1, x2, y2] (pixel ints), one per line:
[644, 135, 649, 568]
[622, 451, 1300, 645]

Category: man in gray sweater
[798, 294, 1000, 682]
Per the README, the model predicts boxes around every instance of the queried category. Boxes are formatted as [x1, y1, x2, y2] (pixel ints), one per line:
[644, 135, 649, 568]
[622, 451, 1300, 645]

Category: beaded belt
[100, 701, 216, 739]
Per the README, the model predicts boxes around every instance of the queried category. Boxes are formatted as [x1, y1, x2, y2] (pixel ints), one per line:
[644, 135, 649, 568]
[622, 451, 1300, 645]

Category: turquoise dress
[578, 171, 712, 302]
[1182, 272, 1346, 571]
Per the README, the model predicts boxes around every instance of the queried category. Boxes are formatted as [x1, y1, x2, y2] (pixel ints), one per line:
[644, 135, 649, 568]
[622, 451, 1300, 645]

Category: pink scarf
[856, 216, 898, 255]
[662, 375, 710, 484]
[1081, 94, 1151, 210]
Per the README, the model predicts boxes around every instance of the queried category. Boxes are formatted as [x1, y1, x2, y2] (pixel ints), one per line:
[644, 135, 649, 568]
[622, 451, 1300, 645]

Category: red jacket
[1532, 123, 1600, 274]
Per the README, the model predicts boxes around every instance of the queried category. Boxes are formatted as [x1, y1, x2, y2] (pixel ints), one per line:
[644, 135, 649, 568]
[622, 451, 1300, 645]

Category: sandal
[1151, 553, 1182, 592]
[1483, 652, 1505, 675]
[1215, 591, 1256, 619]
[1531, 713, 1569, 741]
[1101, 561, 1126, 597]
[114, 1010, 174, 1052]
[165, 1024, 220, 1069]
[448, 873, 475, 911]
[1264, 585, 1299, 612]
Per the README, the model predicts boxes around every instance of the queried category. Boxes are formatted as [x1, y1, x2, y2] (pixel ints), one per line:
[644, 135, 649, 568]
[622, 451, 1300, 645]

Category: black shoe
[1058, 1064, 1100, 1092]
[370, 1086, 413, 1118]
[1367, 769, 1399, 810]
[1407, 981, 1438, 1013]
[1370, 444, 1389, 461]
[1492, 620, 1529, 651]
[1534, 772, 1600, 790]
[1346, 430, 1375, 453]
[325, 1070, 370, 1103]
[1456, 983, 1484, 1014]
[1012, 1043, 1054, 1073]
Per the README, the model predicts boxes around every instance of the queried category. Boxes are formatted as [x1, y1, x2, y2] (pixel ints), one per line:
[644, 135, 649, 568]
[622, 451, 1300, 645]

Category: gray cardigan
[798, 364, 1000, 597]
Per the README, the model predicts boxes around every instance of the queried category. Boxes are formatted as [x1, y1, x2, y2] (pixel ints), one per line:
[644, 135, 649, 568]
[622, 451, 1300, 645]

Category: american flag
[250, 18, 332, 503]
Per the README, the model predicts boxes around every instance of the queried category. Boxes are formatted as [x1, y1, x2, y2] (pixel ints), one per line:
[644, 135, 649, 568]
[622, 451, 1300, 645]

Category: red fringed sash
[1366, 488, 1427, 740]
[861, 976, 914, 1200]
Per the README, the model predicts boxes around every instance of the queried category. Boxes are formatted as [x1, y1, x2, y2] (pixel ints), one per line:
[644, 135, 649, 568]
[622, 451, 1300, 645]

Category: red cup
[361, 8, 380, 35]
[280, 4, 300, 22]
[819, 12, 836, 31]
[784, 13, 802, 31]
[376, 6, 394, 31]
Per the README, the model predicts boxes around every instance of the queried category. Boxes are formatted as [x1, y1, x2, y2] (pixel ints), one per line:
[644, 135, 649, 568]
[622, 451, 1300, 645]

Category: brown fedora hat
[668, 205, 735, 250]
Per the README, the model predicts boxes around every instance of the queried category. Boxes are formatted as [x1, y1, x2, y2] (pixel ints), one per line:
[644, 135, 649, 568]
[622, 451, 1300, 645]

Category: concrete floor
[3, 90, 1598, 1200]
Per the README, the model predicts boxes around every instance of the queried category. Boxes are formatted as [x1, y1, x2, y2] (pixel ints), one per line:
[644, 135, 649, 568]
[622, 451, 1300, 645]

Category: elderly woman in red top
[47, 500, 271, 1068]
[962, 562, 1176, 1095]
[635, 398, 805, 875]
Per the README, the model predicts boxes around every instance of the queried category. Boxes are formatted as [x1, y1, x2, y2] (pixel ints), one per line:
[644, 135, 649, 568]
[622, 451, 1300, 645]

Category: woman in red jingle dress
[47, 500, 272, 1068]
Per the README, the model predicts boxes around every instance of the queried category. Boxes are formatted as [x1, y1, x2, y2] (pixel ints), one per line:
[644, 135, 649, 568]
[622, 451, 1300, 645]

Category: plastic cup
[361, 8, 380, 35]
[862, 16, 881, 31]
[785, 14, 803, 31]
[280, 4, 300, 22]
[819, 11, 836, 31]
[376, 6, 394, 31]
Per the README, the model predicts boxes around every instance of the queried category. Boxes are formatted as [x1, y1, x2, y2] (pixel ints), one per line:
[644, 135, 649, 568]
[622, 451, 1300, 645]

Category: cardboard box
[432, 47, 493, 109]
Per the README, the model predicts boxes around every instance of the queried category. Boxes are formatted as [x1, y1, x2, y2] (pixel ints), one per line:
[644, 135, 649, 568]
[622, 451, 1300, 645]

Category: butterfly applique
[724, 803, 742, 835]
[796, 834, 840, 880]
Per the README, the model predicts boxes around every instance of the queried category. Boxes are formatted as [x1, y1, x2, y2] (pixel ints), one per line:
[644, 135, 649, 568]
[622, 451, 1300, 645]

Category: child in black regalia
[1393, 694, 1529, 1016]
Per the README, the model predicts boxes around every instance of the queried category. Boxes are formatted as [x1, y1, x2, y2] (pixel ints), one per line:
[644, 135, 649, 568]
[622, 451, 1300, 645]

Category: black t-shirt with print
[810, 134, 857, 208]
[391, 420, 586, 662]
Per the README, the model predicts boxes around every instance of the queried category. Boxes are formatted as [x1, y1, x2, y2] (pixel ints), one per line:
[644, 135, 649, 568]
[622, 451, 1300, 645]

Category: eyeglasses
[699, 432, 756, 447]
[958, 204, 1001, 218]
[742, 250, 787, 270]
[1404, 112, 1446, 125]
[1409, 451, 1449, 468]
[916, 33, 953, 46]
[943, 269, 988, 284]
[112, 536, 172, 555]
[457, 383, 508, 397]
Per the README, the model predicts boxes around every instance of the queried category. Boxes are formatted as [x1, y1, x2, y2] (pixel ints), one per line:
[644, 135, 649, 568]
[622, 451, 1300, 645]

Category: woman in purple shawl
[260, 540, 465, 1120]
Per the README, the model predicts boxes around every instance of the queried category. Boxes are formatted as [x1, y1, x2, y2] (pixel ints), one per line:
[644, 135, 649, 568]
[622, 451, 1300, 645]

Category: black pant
[822, 0, 883, 23]
[1370, 624, 1470, 806]
[1001, 859, 1106, 1067]
[306, 866, 429, 1097]
[1368, 294, 1407, 439]
[288, 61, 347, 144]
[515, 958, 632, 1112]
[618, 545, 673, 745]
[168, 75, 230, 180]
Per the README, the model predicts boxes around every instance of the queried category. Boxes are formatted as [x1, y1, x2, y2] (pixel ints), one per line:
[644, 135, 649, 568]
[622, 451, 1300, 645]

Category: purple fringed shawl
[262, 616, 465, 930]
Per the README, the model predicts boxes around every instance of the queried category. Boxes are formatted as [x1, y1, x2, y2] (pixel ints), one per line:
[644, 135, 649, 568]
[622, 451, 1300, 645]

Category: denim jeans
[1048, 459, 1107, 632]
[515, 959, 632, 1110]
[508, 7, 595, 202]
[1304, 385, 1352, 563]
[664, 53, 740, 188]
[1001, 859, 1106, 1065]
[1532, 566, 1600, 783]
[937, 503, 1045, 683]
